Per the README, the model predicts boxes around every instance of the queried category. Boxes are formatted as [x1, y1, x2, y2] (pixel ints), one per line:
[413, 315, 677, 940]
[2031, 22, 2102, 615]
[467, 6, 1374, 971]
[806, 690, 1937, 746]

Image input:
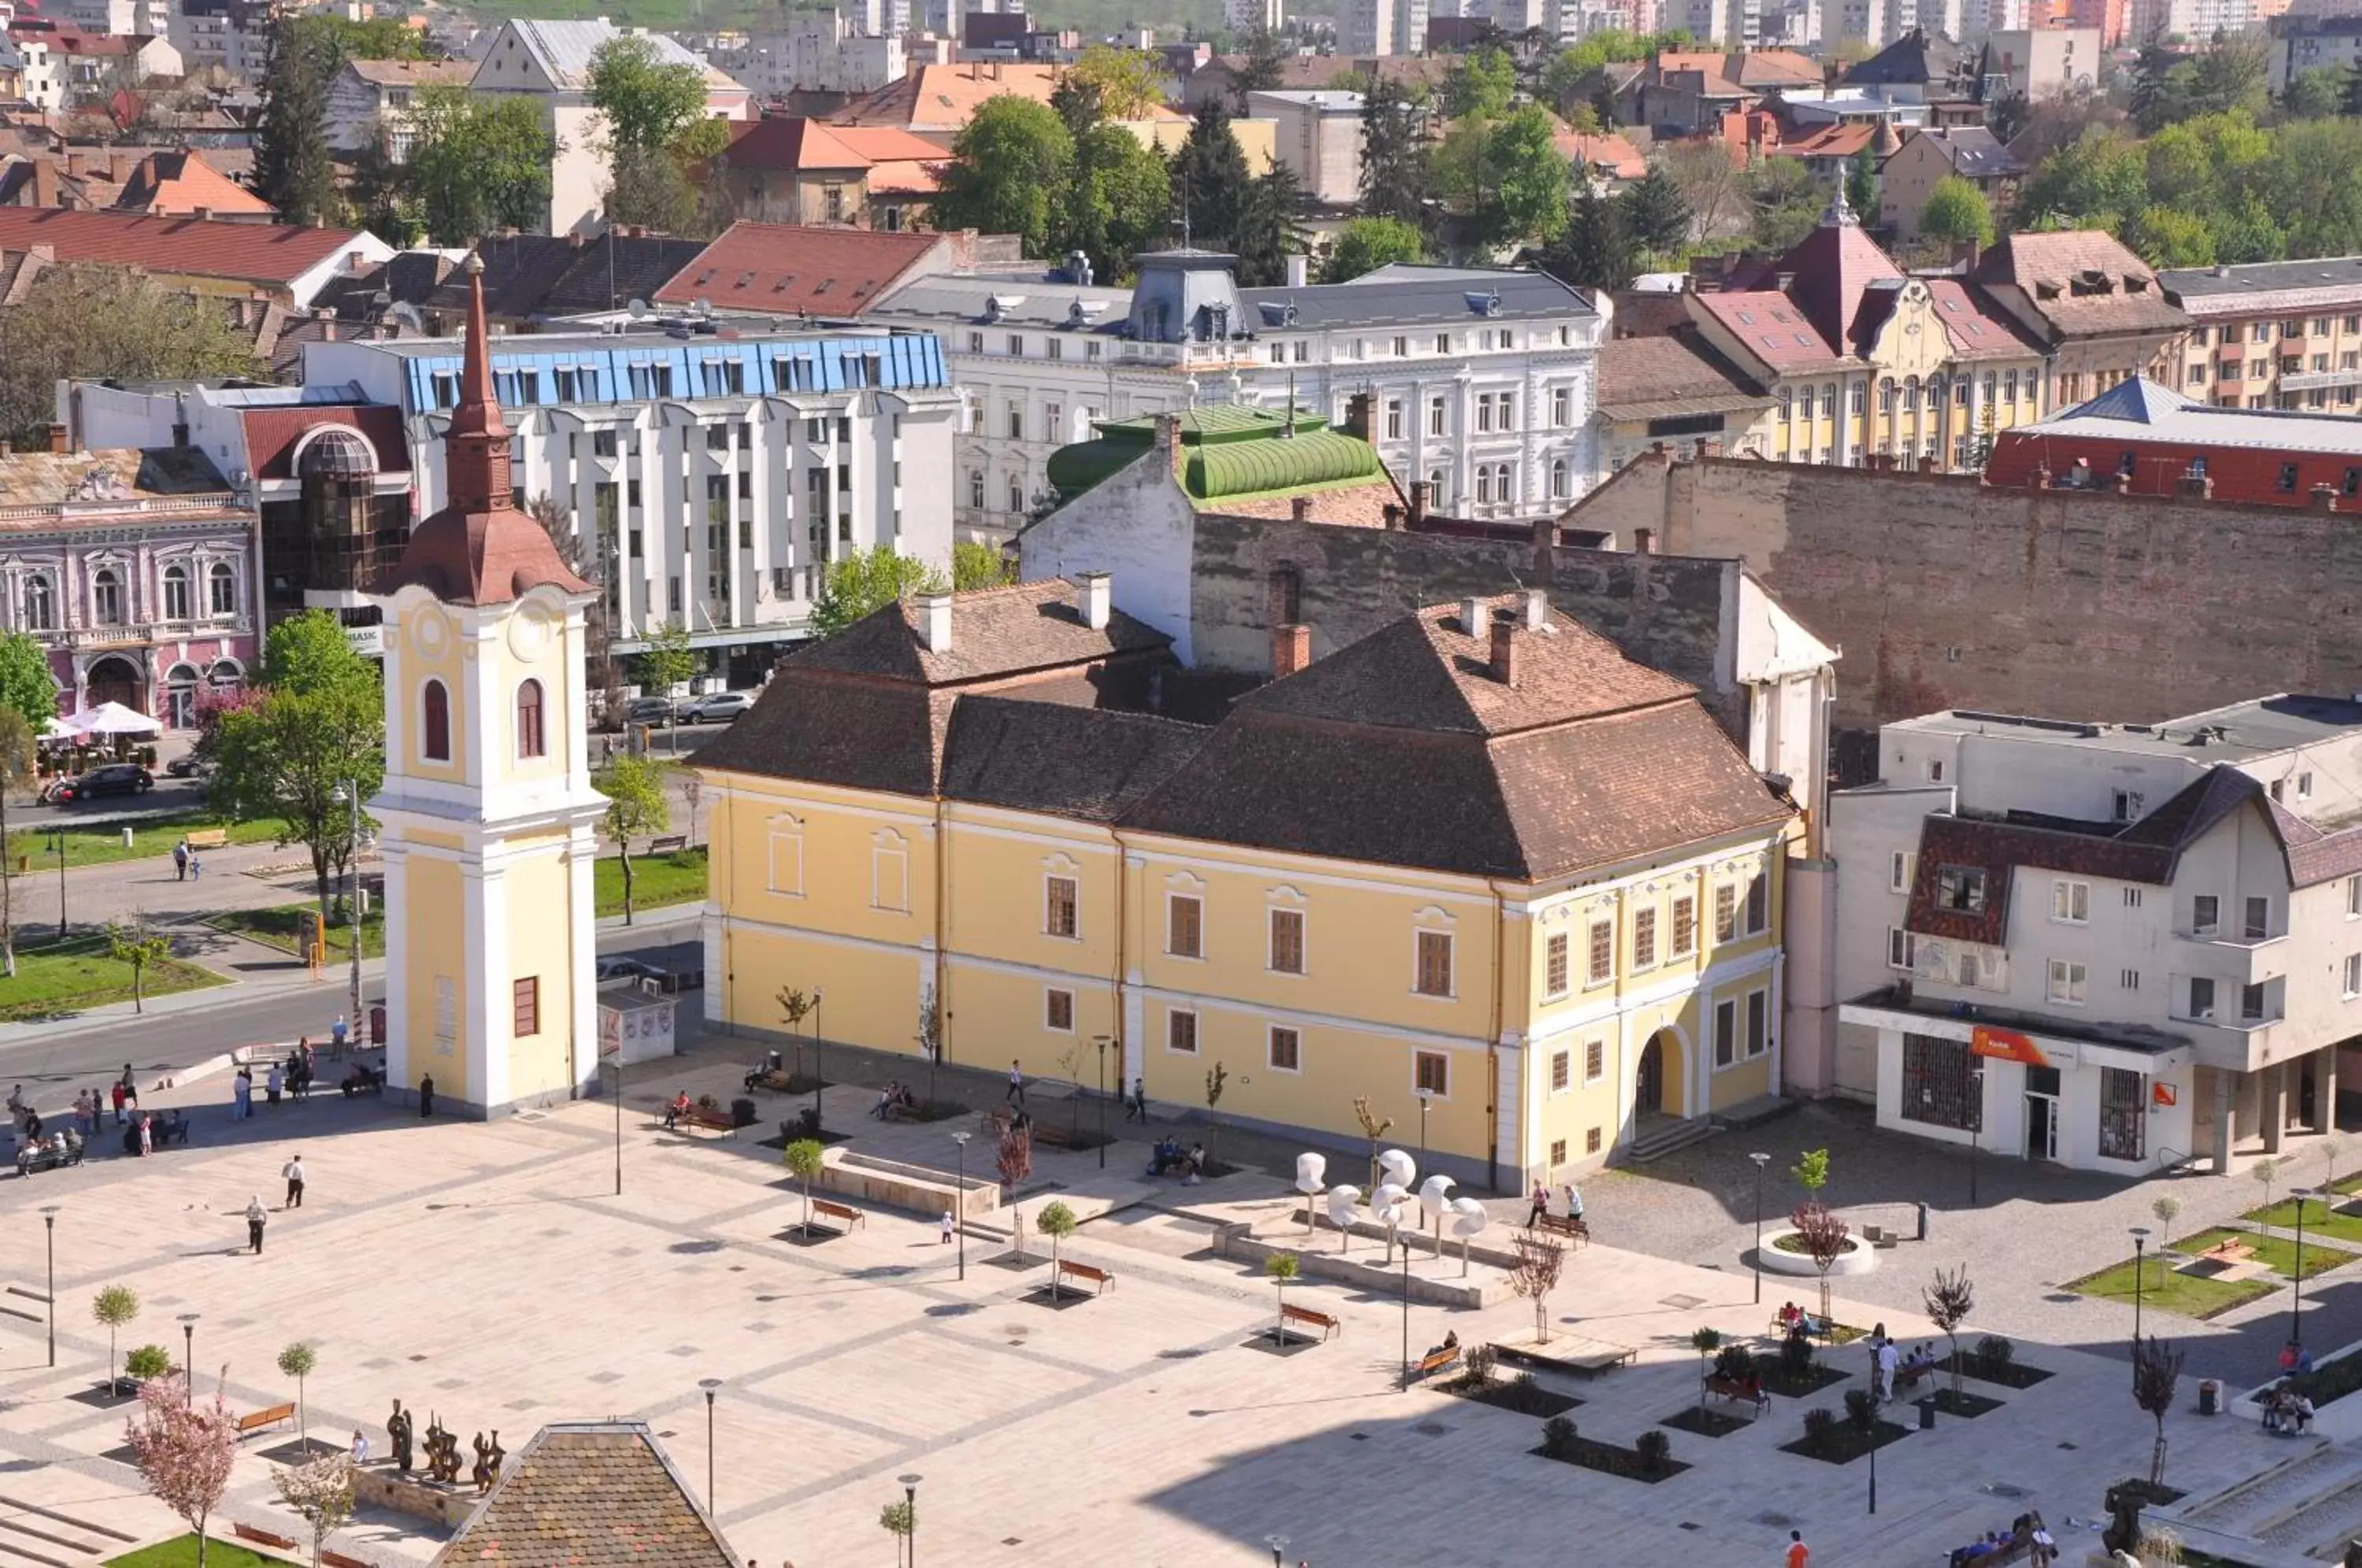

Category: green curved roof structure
[1045, 405, 1386, 506]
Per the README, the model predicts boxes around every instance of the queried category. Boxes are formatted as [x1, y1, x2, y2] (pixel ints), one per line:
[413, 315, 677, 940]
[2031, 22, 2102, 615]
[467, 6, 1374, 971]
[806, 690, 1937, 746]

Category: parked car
[165, 756, 213, 779]
[48, 764, 154, 803]
[595, 956, 667, 985]
[683, 691, 753, 724]
[624, 697, 674, 726]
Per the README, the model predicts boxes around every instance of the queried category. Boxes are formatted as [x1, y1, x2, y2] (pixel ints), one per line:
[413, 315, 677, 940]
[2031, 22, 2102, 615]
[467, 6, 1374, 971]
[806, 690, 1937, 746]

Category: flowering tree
[273, 1454, 354, 1568]
[1509, 1231, 1567, 1344]
[1792, 1200, 1850, 1333]
[124, 1373, 237, 1568]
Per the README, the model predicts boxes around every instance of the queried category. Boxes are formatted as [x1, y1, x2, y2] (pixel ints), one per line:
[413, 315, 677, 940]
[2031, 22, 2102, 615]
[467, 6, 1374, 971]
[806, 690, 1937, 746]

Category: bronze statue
[487, 1429, 505, 1478]
[387, 1400, 414, 1475]
[470, 1432, 495, 1494]
[423, 1414, 462, 1486]
[2101, 1483, 2144, 1556]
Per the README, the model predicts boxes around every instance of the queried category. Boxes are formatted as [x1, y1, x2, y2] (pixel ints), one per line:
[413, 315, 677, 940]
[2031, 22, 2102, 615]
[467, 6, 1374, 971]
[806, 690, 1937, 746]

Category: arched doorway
[164, 664, 201, 728]
[1637, 1035, 1666, 1117]
[84, 656, 142, 713]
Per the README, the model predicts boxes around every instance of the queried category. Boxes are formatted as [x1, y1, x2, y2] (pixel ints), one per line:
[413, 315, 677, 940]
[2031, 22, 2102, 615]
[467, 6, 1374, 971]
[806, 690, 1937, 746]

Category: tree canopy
[931, 95, 1074, 256]
[0, 264, 261, 447]
[1920, 175, 1995, 247]
[809, 547, 950, 639]
[253, 9, 339, 226]
[1323, 216, 1426, 280]
[1066, 44, 1164, 119]
[0, 632, 57, 730]
[403, 88, 555, 246]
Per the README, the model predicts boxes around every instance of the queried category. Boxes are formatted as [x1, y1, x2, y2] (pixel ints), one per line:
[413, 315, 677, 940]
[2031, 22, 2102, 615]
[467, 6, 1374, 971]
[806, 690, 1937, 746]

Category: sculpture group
[385, 1398, 505, 1495]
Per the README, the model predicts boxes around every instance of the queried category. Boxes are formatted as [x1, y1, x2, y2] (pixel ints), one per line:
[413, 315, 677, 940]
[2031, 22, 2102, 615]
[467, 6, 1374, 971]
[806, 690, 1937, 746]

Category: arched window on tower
[516, 679, 545, 760]
[423, 679, 450, 762]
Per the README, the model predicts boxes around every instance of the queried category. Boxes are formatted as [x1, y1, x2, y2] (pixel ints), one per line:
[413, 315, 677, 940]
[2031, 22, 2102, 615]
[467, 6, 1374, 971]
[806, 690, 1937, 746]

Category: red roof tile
[239, 405, 410, 480]
[723, 116, 871, 172]
[1773, 205, 1901, 355]
[1693, 287, 1844, 369]
[0, 207, 369, 287]
[654, 220, 946, 316]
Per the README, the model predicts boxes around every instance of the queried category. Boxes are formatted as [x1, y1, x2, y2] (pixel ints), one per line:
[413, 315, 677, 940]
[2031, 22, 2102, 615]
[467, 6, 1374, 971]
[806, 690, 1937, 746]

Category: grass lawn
[0, 812, 289, 875]
[2247, 1197, 2362, 1247]
[2064, 1252, 2277, 1321]
[205, 904, 384, 960]
[109, 1536, 283, 1568]
[0, 933, 223, 1022]
[2180, 1225, 2360, 1281]
[594, 847, 706, 919]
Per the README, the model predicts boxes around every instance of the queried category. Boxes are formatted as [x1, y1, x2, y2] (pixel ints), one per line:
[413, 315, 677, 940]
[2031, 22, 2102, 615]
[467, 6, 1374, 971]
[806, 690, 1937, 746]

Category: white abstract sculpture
[1296, 1152, 1327, 1237]
[1418, 1174, 1456, 1256]
[1378, 1148, 1418, 1189]
[1374, 1181, 1410, 1263]
[1449, 1195, 1489, 1277]
[1326, 1183, 1363, 1253]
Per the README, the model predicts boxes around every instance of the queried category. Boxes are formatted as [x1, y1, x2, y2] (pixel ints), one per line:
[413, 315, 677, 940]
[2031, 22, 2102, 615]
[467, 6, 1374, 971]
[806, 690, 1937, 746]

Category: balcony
[2278, 368, 2362, 392]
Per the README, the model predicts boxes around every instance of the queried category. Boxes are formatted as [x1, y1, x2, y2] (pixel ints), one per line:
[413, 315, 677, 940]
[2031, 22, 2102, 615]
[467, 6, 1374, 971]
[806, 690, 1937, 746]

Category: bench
[1280, 1303, 1341, 1342]
[1560, 1341, 1638, 1374]
[1536, 1212, 1590, 1245]
[2203, 1238, 2256, 1263]
[1055, 1259, 1113, 1296]
[183, 828, 228, 850]
[1861, 1223, 1901, 1250]
[232, 1524, 298, 1551]
[1703, 1375, 1769, 1416]
[1949, 1532, 2036, 1567]
[1894, 1359, 1939, 1395]
[323, 1552, 372, 1568]
[1410, 1344, 1461, 1381]
[672, 1105, 736, 1135]
[808, 1197, 864, 1232]
[234, 1402, 295, 1437]
[646, 834, 688, 856]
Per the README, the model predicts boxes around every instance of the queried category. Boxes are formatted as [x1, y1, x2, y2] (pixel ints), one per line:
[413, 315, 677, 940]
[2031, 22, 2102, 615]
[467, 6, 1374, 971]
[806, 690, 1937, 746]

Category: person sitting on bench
[1422, 1330, 1461, 1360]
[872, 1083, 900, 1120]
[158, 1110, 190, 1146]
[894, 1084, 916, 1115]
[664, 1090, 692, 1132]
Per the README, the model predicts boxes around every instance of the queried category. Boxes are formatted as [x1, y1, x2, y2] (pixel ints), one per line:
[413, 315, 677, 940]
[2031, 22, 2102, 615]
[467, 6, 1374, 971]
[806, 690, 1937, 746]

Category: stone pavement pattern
[0, 1071, 2329, 1568]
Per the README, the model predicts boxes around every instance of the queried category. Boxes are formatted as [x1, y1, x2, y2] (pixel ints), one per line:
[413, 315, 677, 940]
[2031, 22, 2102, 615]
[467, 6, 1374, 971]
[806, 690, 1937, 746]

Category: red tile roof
[723, 116, 870, 172]
[0, 207, 369, 286]
[654, 220, 945, 316]
[239, 405, 410, 480]
[1693, 288, 1845, 369]
[114, 150, 273, 218]
[1773, 207, 1901, 355]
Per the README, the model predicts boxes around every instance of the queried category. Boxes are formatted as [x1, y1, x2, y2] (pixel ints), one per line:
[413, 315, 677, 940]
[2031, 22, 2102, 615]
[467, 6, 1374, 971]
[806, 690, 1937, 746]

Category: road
[0, 913, 702, 1092]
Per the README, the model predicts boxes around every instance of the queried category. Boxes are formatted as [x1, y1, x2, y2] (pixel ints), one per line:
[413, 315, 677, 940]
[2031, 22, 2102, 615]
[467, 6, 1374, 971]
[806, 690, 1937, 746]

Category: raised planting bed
[1442, 1372, 1582, 1419]
[1779, 1415, 1912, 1464]
[1757, 1359, 1850, 1399]
[1661, 1405, 1753, 1438]
[1531, 1422, 1688, 1484]
[2063, 1253, 2276, 1321]
[2246, 1198, 2362, 1248]
[1941, 1350, 2053, 1390]
[1925, 1387, 2005, 1418]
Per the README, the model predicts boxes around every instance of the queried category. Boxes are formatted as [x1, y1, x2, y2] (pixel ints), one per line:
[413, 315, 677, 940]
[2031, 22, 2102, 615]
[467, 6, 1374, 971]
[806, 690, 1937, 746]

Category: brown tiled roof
[941, 696, 1205, 821]
[1972, 231, 2190, 340]
[239, 405, 410, 479]
[1903, 813, 2174, 946]
[1597, 330, 1773, 422]
[1693, 288, 1844, 369]
[792, 580, 1172, 687]
[344, 58, 472, 87]
[1774, 211, 1902, 356]
[653, 220, 944, 316]
[113, 150, 273, 217]
[0, 445, 231, 509]
[0, 207, 367, 286]
[1209, 479, 1402, 528]
[690, 673, 948, 797]
[435, 1423, 735, 1568]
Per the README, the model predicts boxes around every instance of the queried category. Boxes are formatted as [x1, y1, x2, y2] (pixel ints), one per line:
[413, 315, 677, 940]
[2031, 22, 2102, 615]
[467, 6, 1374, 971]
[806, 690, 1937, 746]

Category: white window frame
[1890, 850, 1916, 894]
[1044, 987, 1075, 1033]
[870, 830, 909, 913]
[1886, 926, 1915, 971]
[2046, 959, 2088, 1006]
[2051, 880, 2090, 924]
[1268, 904, 1307, 977]
[1164, 891, 1204, 960]
[1549, 1048, 1572, 1095]
[1412, 926, 1456, 999]
[1583, 1037, 1605, 1084]
[766, 815, 804, 897]
[1412, 1049, 1449, 1100]
[1543, 930, 1571, 1000]
[2345, 954, 2360, 999]
[1044, 873, 1079, 940]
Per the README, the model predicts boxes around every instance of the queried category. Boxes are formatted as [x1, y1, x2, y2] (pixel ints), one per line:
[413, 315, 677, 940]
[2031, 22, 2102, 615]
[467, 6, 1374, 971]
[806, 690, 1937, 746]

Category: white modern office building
[1831, 697, 2362, 1178]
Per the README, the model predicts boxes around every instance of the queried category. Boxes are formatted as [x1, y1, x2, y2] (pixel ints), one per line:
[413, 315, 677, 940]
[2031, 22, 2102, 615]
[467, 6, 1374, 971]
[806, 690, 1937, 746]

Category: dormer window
[1936, 865, 1986, 913]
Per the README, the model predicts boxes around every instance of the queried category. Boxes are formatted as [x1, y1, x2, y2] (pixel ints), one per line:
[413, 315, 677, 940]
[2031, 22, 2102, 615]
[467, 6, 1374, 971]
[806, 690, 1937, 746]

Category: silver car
[684, 691, 754, 723]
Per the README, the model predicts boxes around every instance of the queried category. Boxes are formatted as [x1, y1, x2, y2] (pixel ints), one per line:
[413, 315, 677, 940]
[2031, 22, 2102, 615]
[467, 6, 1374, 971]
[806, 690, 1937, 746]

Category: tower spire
[445, 253, 513, 515]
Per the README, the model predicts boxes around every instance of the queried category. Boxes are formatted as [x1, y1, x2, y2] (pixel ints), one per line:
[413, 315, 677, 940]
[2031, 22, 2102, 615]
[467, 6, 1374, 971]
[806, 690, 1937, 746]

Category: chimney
[108, 153, 128, 183]
[1290, 496, 1312, 522]
[1272, 622, 1310, 678]
[1461, 596, 1487, 636]
[1953, 238, 1982, 271]
[1342, 392, 1373, 443]
[1694, 437, 1710, 460]
[1408, 479, 1431, 527]
[1523, 588, 1548, 630]
[1285, 253, 1309, 288]
[1076, 570, 1110, 631]
[1155, 412, 1184, 475]
[2179, 472, 2212, 500]
[2312, 484, 2339, 513]
[193, 205, 215, 222]
[46, 422, 68, 454]
[919, 593, 953, 653]
[1382, 503, 1404, 527]
[1634, 527, 1653, 554]
[1490, 608, 1519, 687]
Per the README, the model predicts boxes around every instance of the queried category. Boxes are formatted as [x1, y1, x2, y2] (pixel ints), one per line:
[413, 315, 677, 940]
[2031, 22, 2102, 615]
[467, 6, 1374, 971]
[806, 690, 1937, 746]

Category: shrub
[1801, 1406, 1837, 1454]
[1975, 1334, 2015, 1366]
[1634, 1429, 1672, 1476]
[1781, 1329, 1814, 1376]
[1843, 1387, 1878, 1426]
[1463, 1343, 1499, 1385]
[124, 1344, 172, 1382]
[1542, 1415, 1579, 1459]
[1712, 1342, 1755, 1381]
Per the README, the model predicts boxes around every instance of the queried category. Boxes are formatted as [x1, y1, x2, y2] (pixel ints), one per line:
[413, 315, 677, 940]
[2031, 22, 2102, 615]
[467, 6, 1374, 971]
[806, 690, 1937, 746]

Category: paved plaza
[0, 1047, 2338, 1568]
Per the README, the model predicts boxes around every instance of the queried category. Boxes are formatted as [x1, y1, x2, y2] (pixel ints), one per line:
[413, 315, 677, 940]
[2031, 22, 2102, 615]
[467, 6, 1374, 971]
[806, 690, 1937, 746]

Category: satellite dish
[627, 298, 650, 319]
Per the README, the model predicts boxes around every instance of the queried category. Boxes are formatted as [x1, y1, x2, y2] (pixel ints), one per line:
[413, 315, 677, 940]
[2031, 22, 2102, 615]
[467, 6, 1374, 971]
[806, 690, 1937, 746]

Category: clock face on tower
[506, 601, 555, 663]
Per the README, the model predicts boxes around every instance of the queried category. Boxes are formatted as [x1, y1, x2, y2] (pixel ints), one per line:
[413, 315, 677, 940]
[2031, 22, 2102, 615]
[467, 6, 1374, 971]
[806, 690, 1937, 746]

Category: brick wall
[1570, 451, 2362, 730]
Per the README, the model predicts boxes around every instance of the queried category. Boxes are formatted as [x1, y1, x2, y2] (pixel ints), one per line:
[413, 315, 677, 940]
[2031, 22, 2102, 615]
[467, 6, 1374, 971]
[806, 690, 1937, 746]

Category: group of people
[1775, 1301, 1827, 1337]
[2262, 1383, 2317, 1434]
[13, 1064, 142, 1143]
[1949, 1513, 2056, 1567]
[231, 1046, 318, 1119]
[1523, 1179, 1585, 1226]
[1866, 1326, 1940, 1402]
[1146, 1139, 1209, 1185]
[870, 1082, 920, 1121]
[9, 1067, 192, 1170]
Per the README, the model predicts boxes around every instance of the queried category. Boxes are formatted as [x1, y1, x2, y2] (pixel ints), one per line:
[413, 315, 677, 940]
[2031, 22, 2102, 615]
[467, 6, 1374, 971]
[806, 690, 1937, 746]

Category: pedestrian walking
[1527, 1179, 1549, 1226]
[419, 1074, 435, 1118]
[939, 1210, 955, 1244]
[1786, 1529, 1810, 1568]
[244, 1196, 267, 1255]
[1005, 1060, 1025, 1106]
[136, 1115, 151, 1157]
[1876, 1337, 1899, 1403]
[351, 1431, 370, 1465]
[232, 1065, 252, 1119]
[283, 1155, 305, 1209]
[1564, 1180, 1585, 1222]
[331, 1014, 348, 1052]
[1126, 1077, 1147, 1122]
[172, 841, 188, 881]
[117, 1064, 138, 1116]
[266, 1062, 283, 1107]
[72, 1089, 91, 1137]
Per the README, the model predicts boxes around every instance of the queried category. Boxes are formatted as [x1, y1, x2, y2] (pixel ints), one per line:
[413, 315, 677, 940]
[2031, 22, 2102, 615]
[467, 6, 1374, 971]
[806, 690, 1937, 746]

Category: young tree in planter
[1202, 1061, 1229, 1172]
[1353, 1096, 1395, 1192]
[996, 1119, 1033, 1200]
[592, 754, 669, 926]
[1791, 1200, 1851, 1335]
[124, 1373, 237, 1568]
[276, 1343, 318, 1446]
[2325, 1134, 2347, 1197]
[2134, 1333, 2184, 1488]
[776, 986, 816, 1083]
[1509, 1231, 1567, 1345]
[1056, 1042, 1085, 1140]
[783, 1137, 827, 1236]
[1690, 1327, 1722, 1422]
[273, 1453, 354, 1568]
[124, 1344, 172, 1384]
[879, 1496, 915, 1552]
[914, 998, 943, 1113]
[1036, 1200, 1079, 1302]
[2151, 1195, 2182, 1252]
[1264, 1252, 1300, 1345]
[106, 919, 173, 1014]
[1791, 1146, 1831, 1199]
[93, 1286, 139, 1396]
[2253, 1156, 2283, 1231]
[1922, 1265, 1974, 1410]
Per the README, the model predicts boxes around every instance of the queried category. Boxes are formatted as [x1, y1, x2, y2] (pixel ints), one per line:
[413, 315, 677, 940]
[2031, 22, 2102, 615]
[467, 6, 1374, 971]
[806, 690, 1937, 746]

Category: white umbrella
[39, 717, 76, 740]
[68, 701, 161, 736]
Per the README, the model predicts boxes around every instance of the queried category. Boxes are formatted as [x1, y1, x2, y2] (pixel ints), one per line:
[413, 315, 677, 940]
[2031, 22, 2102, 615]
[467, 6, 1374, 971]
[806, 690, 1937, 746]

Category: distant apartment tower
[1226, 0, 1285, 31]
[1338, 0, 1427, 54]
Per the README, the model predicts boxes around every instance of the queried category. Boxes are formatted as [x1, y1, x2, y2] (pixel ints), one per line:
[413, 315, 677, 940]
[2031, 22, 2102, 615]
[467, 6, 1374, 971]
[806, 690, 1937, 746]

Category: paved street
[0, 1023, 2328, 1568]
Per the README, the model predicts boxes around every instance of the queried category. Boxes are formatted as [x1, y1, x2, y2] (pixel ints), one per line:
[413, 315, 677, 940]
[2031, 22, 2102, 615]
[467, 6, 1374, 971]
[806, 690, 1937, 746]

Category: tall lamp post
[897, 1474, 921, 1568]
[1092, 1034, 1109, 1170]
[950, 1132, 970, 1281]
[1968, 1065, 1985, 1205]
[39, 1206, 58, 1367]
[698, 1378, 721, 1514]
[1416, 1088, 1433, 1160]
[2291, 1187, 2318, 1353]
[810, 988, 826, 1137]
[177, 1313, 198, 1406]
[329, 782, 364, 1039]
[1748, 1152, 1771, 1304]
[50, 825, 66, 938]
[2129, 1226, 2153, 1351]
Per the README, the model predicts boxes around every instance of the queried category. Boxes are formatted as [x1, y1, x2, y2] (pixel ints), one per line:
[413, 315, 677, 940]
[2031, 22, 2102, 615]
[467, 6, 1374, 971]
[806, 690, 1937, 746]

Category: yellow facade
[703, 768, 1796, 1182]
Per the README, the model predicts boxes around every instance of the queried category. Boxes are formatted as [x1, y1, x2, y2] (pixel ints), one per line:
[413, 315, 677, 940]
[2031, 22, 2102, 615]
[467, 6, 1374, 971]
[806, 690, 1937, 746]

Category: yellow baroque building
[697, 577, 1800, 1186]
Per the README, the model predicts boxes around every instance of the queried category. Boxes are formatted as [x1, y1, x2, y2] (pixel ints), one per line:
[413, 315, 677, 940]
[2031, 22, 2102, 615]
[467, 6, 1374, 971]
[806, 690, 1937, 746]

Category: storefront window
[2100, 1067, 2145, 1161]
[1901, 1034, 1980, 1132]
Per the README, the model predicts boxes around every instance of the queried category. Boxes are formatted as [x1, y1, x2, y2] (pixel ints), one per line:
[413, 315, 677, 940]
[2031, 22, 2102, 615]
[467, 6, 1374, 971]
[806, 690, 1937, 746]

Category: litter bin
[1917, 1396, 1937, 1430]
[1916, 1200, 1930, 1241]
[731, 1096, 757, 1129]
[2200, 1378, 2222, 1416]
[368, 1004, 386, 1048]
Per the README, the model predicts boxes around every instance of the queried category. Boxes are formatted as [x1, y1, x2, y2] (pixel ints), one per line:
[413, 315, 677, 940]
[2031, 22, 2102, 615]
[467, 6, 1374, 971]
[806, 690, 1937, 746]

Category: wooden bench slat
[235, 1403, 295, 1435]
[809, 1199, 864, 1228]
[322, 1551, 372, 1568]
[233, 1523, 298, 1551]
[1054, 1260, 1111, 1294]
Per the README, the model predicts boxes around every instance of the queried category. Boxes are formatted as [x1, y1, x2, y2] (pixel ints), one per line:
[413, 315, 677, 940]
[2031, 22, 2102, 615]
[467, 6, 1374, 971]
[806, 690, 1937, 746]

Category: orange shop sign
[1970, 1025, 2050, 1069]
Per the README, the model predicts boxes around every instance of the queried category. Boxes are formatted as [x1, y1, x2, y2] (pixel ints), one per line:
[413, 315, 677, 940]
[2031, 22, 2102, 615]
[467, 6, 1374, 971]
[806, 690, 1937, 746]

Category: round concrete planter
[1757, 1228, 1878, 1278]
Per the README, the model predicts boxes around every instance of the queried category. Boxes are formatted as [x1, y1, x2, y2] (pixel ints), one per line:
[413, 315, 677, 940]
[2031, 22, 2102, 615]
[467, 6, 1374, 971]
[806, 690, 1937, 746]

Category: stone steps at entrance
[1623, 1115, 1720, 1165]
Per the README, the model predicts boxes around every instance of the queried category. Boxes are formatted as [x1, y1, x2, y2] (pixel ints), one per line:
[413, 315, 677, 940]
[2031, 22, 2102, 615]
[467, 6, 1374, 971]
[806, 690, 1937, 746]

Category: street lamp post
[698, 1378, 721, 1514]
[1416, 1088, 1432, 1160]
[2129, 1226, 2153, 1351]
[2292, 1188, 2317, 1352]
[1264, 1535, 1289, 1566]
[39, 1206, 58, 1367]
[329, 782, 363, 1042]
[178, 1314, 198, 1406]
[811, 989, 826, 1137]
[898, 1474, 921, 1568]
[50, 825, 65, 938]
[1748, 1152, 1771, 1305]
[1093, 1034, 1109, 1170]
[1968, 1066, 1985, 1205]
[950, 1132, 970, 1281]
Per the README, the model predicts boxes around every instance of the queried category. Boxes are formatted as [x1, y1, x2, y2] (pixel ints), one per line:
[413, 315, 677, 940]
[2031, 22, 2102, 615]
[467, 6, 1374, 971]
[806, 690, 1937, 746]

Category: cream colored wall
[398, 601, 470, 785]
[484, 605, 575, 794]
[504, 841, 579, 1104]
[939, 806, 1123, 1084]
[403, 852, 468, 1104]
